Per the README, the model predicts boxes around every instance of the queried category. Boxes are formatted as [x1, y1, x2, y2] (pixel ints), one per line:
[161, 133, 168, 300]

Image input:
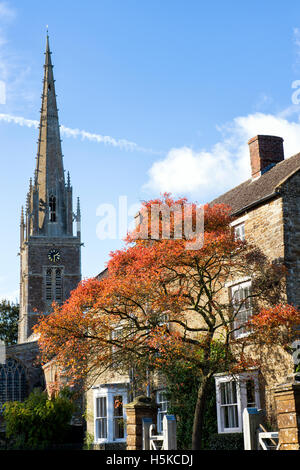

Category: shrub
[3, 388, 75, 449]
[207, 433, 244, 450]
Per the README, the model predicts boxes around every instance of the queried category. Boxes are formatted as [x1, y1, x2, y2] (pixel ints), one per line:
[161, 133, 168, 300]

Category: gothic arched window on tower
[0, 358, 28, 408]
[45, 267, 63, 304]
[49, 195, 56, 222]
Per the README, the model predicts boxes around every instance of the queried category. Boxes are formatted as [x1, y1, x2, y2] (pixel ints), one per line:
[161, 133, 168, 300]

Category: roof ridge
[210, 151, 300, 214]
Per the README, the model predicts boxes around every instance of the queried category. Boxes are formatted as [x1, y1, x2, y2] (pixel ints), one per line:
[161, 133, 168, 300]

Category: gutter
[231, 192, 280, 217]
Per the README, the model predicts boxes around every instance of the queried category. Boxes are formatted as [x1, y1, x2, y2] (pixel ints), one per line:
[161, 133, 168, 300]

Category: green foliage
[160, 340, 230, 449]
[3, 388, 75, 449]
[201, 379, 218, 449]
[0, 300, 19, 345]
[207, 433, 244, 450]
[162, 360, 218, 449]
[83, 431, 94, 450]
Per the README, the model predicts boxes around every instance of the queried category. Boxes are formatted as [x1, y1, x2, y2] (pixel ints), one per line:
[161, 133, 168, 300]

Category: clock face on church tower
[48, 249, 61, 262]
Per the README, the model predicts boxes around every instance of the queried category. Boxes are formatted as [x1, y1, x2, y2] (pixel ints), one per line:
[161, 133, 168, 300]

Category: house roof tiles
[210, 152, 300, 215]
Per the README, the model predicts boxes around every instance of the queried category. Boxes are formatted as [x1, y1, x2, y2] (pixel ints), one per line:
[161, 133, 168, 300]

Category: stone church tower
[18, 35, 82, 343]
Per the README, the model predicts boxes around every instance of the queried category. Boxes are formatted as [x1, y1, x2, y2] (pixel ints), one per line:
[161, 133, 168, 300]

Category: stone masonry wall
[244, 196, 285, 261]
[231, 196, 294, 426]
[281, 171, 300, 307]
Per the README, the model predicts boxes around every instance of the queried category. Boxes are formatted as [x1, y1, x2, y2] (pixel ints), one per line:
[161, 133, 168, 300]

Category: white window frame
[156, 389, 169, 433]
[230, 215, 248, 241]
[215, 371, 260, 434]
[230, 215, 248, 227]
[231, 280, 252, 339]
[95, 396, 108, 440]
[158, 313, 169, 327]
[233, 223, 245, 241]
[111, 326, 123, 356]
[93, 386, 127, 444]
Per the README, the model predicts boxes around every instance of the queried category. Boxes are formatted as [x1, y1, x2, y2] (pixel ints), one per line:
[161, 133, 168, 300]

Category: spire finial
[45, 29, 52, 66]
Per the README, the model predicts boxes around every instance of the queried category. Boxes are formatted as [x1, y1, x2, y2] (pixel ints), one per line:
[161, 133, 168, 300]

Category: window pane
[113, 395, 123, 417]
[112, 395, 124, 440]
[234, 223, 245, 241]
[222, 404, 239, 429]
[220, 381, 237, 405]
[113, 418, 124, 439]
[96, 418, 107, 439]
[0, 360, 27, 407]
[158, 413, 164, 431]
[158, 391, 167, 402]
[96, 397, 107, 418]
[232, 283, 252, 338]
[157, 390, 169, 433]
[246, 379, 256, 407]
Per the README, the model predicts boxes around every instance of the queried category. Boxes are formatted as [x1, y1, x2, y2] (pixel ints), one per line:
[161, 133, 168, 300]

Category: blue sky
[1, 0, 300, 300]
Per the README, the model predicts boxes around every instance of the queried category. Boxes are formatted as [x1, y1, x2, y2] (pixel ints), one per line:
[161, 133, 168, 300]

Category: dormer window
[49, 195, 56, 222]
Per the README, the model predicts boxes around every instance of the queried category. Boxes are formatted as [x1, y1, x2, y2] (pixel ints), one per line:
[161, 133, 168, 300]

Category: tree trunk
[191, 374, 211, 450]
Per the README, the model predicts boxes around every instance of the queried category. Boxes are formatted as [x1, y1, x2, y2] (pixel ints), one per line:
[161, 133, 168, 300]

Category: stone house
[211, 134, 300, 434]
[86, 134, 300, 446]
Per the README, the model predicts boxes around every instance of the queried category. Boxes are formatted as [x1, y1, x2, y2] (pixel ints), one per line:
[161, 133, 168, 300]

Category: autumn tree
[35, 195, 300, 450]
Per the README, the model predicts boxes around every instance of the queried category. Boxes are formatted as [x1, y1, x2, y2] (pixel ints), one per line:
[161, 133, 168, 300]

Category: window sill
[218, 428, 242, 434]
[94, 438, 126, 444]
[234, 331, 251, 340]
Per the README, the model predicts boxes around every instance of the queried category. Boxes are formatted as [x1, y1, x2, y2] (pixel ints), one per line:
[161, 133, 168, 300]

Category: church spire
[35, 34, 65, 231]
[18, 35, 81, 344]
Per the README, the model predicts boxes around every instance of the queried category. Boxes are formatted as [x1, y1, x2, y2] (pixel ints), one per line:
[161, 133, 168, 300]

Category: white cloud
[0, 113, 160, 153]
[144, 111, 300, 201]
[0, 288, 19, 303]
[0, 2, 15, 21]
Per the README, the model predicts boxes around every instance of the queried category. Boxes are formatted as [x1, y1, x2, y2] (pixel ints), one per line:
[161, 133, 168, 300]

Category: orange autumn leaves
[34, 195, 300, 386]
[247, 304, 300, 346]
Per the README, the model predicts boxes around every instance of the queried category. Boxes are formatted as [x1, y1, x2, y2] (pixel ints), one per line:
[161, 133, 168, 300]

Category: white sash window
[156, 390, 169, 433]
[231, 280, 252, 339]
[94, 386, 127, 443]
[215, 372, 260, 433]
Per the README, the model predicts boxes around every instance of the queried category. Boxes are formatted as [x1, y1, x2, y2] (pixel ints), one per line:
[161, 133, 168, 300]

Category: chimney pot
[248, 135, 284, 178]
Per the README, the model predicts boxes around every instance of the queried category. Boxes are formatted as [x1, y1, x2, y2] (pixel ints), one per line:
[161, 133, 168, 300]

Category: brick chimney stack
[248, 135, 284, 178]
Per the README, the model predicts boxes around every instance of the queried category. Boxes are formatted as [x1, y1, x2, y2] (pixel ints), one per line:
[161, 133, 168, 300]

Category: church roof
[210, 151, 300, 216]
